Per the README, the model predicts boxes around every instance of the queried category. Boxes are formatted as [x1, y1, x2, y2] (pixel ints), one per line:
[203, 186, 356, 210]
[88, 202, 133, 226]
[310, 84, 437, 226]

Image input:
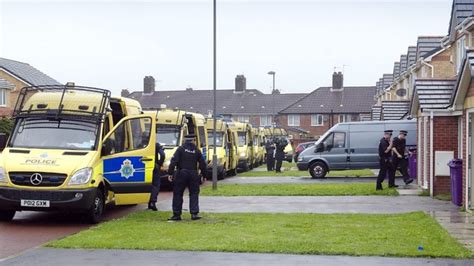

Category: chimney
[144, 76, 155, 94]
[331, 72, 343, 92]
[235, 75, 246, 93]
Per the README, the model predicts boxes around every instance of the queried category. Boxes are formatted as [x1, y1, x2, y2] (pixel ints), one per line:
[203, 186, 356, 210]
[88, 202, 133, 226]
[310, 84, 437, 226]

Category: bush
[0, 117, 13, 135]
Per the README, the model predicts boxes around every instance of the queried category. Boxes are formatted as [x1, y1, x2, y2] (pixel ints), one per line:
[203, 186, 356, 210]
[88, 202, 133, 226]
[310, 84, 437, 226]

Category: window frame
[311, 114, 324, 126]
[287, 114, 300, 126]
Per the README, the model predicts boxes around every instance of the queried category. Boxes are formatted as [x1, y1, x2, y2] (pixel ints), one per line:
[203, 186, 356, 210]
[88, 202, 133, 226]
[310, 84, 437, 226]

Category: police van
[0, 85, 157, 223]
[206, 118, 239, 179]
[232, 122, 253, 171]
[153, 109, 208, 184]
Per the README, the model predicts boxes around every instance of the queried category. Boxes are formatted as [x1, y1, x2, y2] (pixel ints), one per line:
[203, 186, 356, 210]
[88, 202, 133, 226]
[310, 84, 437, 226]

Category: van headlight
[0, 167, 6, 183]
[298, 156, 304, 162]
[68, 167, 93, 186]
[240, 152, 246, 157]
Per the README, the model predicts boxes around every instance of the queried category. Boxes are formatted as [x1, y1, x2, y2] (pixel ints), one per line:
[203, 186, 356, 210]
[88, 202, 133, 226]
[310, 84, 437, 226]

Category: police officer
[265, 139, 276, 171]
[390, 130, 414, 187]
[376, 130, 393, 190]
[148, 142, 165, 211]
[275, 137, 288, 173]
[167, 134, 207, 221]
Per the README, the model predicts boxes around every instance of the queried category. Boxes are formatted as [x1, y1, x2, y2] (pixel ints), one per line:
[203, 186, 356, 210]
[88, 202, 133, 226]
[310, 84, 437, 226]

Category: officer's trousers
[391, 157, 411, 183]
[172, 169, 200, 216]
[376, 158, 393, 189]
[275, 159, 283, 172]
[149, 166, 161, 203]
[266, 155, 275, 171]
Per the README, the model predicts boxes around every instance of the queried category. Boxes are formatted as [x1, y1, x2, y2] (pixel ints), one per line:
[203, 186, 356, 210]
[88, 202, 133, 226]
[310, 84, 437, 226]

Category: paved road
[2, 248, 473, 266]
[0, 192, 172, 260]
[157, 195, 457, 214]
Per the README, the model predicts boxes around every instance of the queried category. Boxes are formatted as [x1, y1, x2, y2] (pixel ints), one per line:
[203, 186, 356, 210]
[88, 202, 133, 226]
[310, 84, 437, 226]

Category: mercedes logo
[30, 173, 43, 186]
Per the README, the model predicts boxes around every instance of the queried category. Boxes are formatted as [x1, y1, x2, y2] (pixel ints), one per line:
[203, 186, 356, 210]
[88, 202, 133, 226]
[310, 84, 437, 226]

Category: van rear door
[101, 114, 156, 205]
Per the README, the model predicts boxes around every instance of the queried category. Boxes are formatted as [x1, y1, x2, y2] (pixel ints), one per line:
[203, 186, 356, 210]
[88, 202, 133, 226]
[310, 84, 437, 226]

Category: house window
[338, 114, 345, 123]
[311, 114, 323, 126]
[287, 115, 300, 126]
[0, 89, 6, 106]
[260, 115, 272, 126]
[237, 115, 249, 123]
[456, 36, 466, 73]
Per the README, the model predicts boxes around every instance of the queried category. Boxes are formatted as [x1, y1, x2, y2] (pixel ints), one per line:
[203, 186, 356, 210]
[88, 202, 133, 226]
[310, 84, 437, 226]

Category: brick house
[128, 72, 376, 140]
[0, 58, 61, 116]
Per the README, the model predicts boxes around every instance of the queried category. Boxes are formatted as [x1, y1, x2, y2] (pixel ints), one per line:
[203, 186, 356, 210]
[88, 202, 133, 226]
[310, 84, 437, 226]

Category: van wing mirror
[315, 143, 324, 153]
[101, 138, 114, 156]
[0, 133, 8, 152]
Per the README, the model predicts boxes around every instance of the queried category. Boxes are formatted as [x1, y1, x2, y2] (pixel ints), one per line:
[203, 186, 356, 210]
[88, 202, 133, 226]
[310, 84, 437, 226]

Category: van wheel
[309, 162, 327, 179]
[0, 210, 15, 222]
[86, 189, 105, 224]
[218, 166, 226, 180]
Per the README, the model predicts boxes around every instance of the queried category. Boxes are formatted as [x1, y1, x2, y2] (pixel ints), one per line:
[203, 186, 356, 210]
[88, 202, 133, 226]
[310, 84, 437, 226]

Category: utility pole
[268, 71, 276, 128]
[212, 0, 218, 190]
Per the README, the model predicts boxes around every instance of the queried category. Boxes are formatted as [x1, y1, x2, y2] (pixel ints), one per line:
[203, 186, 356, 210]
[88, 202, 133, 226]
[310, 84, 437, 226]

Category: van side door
[101, 114, 156, 205]
[319, 132, 349, 170]
[348, 131, 380, 169]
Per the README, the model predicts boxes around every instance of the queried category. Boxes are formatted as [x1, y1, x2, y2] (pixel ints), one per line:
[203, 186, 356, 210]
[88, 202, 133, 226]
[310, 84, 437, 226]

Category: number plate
[20, 199, 50, 208]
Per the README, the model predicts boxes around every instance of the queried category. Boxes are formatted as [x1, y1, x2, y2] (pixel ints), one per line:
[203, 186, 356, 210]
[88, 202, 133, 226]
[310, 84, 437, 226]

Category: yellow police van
[232, 122, 253, 171]
[153, 109, 208, 184]
[264, 127, 294, 162]
[205, 118, 238, 179]
[0, 85, 157, 223]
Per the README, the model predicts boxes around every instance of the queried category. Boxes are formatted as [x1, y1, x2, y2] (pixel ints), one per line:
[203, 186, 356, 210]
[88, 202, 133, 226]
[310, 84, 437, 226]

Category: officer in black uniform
[376, 130, 393, 190]
[167, 134, 207, 221]
[148, 142, 165, 211]
[265, 139, 276, 171]
[275, 137, 288, 173]
[390, 130, 414, 187]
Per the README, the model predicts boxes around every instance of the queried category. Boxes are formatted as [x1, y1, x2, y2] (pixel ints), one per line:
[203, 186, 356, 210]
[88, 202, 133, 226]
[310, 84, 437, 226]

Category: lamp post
[267, 71, 275, 128]
[212, 0, 218, 190]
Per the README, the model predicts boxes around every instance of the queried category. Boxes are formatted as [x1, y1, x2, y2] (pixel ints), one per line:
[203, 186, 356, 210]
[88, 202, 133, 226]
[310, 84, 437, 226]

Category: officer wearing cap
[376, 130, 393, 190]
[390, 130, 414, 187]
[167, 134, 207, 221]
[148, 142, 165, 211]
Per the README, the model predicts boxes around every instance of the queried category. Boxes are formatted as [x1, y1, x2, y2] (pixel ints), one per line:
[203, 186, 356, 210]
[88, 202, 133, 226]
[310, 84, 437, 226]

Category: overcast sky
[0, 0, 452, 95]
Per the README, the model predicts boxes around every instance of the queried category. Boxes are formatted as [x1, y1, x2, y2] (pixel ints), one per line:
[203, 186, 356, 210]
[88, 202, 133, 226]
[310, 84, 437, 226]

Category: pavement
[156, 195, 457, 214]
[2, 248, 474, 266]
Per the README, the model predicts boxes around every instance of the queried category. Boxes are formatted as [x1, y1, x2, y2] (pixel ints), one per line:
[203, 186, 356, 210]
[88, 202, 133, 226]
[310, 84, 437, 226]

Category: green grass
[200, 183, 398, 196]
[239, 168, 375, 178]
[47, 211, 472, 258]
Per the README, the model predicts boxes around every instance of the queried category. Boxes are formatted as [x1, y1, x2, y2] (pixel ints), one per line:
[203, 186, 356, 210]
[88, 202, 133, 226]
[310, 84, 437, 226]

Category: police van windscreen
[157, 125, 180, 146]
[207, 131, 223, 147]
[237, 132, 246, 146]
[9, 118, 98, 150]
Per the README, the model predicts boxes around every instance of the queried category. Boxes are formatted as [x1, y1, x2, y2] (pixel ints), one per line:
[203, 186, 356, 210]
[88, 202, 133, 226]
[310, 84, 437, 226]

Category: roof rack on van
[13, 85, 111, 122]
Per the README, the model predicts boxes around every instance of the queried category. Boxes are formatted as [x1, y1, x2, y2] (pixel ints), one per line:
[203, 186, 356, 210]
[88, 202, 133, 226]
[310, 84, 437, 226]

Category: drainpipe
[421, 60, 434, 78]
[430, 111, 434, 197]
[423, 116, 428, 189]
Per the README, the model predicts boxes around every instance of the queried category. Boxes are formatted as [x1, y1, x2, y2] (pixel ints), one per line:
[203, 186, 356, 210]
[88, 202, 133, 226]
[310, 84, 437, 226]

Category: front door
[101, 114, 156, 205]
[469, 113, 474, 210]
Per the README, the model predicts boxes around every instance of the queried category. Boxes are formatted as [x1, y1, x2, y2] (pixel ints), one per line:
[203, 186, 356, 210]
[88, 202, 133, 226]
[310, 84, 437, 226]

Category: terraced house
[0, 58, 61, 116]
[374, 0, 474, 211]
[128, 72, 376, 140]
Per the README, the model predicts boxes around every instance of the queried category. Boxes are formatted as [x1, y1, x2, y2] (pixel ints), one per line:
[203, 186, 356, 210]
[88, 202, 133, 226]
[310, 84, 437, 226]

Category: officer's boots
[148, 202, 158, 211]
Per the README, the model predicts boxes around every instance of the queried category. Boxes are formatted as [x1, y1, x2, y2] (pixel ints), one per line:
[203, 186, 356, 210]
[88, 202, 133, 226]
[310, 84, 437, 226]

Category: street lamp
[267, 71, 276, 128]
[212, 0, 218, 190]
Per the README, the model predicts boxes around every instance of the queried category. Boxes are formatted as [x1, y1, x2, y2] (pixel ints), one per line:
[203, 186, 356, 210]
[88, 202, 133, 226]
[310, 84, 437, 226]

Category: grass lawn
[47, 211, 472, 258]
[239, 168, 375, 178]
[200, 183, 398, 196]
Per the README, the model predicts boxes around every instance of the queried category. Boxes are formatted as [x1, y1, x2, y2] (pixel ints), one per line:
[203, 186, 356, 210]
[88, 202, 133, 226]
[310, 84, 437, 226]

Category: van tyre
[0, 210, 15, 222]
[86, 189, 105, 224]
[309, 161, 327, 179]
